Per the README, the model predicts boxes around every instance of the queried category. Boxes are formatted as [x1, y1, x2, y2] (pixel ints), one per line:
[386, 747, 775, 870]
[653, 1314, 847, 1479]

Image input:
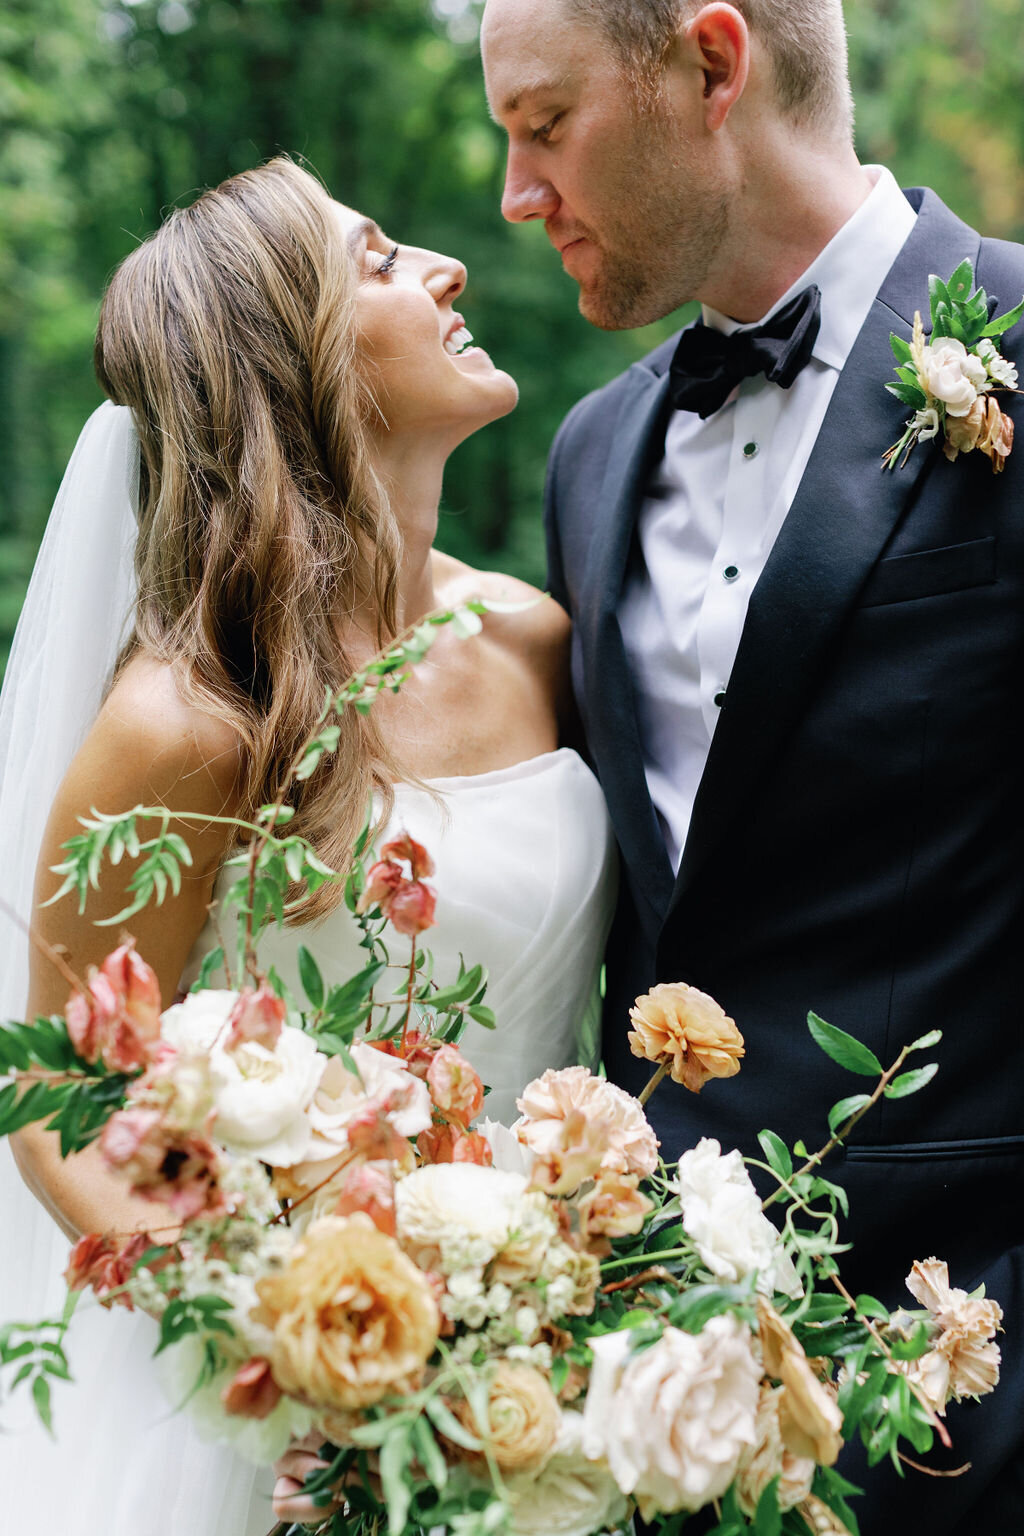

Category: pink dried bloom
[220, 1357, 283, 1420]
[380, 833, 435, 880]
[346, 1088, 417, 1163]
[416, 1123, 493, 1166]
[64, 942, 162, 1075]
[358, 859, 405, 914]
[225, 984, 286, 1051]
[427, 1044, 484, 1125]
[64, 1231, 151, 1309]
[386, 880, 437, 937]
[331, 1160, 397, 1236]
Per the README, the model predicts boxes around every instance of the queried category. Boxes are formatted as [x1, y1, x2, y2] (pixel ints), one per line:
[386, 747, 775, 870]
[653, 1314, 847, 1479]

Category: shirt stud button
[713, 688, 727, 707]
[723, 564, 740, 582]
[742, 441, 759, 459]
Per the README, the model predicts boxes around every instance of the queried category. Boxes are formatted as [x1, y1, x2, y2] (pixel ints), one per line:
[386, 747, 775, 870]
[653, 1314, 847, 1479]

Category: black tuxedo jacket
[545, 188, 1024, 1533]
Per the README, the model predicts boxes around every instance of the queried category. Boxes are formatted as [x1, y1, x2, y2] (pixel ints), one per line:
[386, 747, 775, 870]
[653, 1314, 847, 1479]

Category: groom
[482, 0, 1024, 1531]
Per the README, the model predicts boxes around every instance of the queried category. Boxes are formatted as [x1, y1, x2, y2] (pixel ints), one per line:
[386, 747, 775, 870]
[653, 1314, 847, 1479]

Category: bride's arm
[11, 655, 245, 1243]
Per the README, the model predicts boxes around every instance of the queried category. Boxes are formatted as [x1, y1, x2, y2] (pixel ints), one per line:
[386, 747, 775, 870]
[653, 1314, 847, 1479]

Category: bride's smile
[335, 201, 518, 445]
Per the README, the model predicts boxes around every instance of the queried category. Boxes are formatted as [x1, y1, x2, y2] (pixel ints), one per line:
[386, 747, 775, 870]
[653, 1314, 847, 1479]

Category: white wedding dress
[0, 747, 617, 1535]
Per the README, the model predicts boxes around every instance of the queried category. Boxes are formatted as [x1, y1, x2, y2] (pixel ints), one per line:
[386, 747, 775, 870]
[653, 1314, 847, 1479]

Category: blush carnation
[514, 1067, 658, 1180]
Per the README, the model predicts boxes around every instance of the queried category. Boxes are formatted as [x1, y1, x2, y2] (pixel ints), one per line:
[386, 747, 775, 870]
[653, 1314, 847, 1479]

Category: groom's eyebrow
[491, 75, 566, 119]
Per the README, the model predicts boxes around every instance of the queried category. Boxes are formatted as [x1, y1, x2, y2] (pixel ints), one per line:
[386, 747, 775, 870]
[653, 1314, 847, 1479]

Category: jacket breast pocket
[859, 536, 996, 608]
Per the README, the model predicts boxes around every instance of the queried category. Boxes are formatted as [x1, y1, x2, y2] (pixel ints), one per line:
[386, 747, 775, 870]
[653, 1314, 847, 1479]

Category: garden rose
[160, 989, 326, 1166]
[920, 337, 987, 416]
[255, 1214, 439, 1411]
[675, 1138, 801, 1298]
[514, 1066, 658, 1179]
[628, 982, 744, 1093]
[455, 1363, 560, 1471]
[305, 1043, 432, 1164]
[582, 1319, 761, 1517]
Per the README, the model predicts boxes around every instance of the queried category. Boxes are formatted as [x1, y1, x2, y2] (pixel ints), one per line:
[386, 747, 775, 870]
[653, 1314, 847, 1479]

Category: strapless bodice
[183, 748, 618, 1124]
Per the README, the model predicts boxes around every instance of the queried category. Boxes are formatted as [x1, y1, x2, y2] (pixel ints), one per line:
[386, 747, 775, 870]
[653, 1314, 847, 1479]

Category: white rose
[305, 1042, 432, 1161]
[161, 990, 326, 1166]
[675, 1138, 801, 1299]
[582, 1319, 760, 1518]
[919, 337, 984, 417]
[394, 1163, 554, 1273]
[977, 337, 1019, 389]
[507, 1411, 630, 1536]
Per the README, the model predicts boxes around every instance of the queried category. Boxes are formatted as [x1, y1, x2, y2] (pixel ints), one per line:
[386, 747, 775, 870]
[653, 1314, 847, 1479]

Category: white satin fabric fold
[1, 746, 616, 1535]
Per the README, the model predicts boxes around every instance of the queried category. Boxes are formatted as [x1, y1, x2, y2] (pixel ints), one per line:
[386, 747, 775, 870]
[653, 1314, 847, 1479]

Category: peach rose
[455, 1363, 560, 1470]
[514, 1066, 658, 1179]
[628, 983, 744, 1093]
[255, 1214, 439, 1410]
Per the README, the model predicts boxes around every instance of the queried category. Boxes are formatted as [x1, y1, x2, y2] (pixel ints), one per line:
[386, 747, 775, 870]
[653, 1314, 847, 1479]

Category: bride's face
[335, 202, 518, 442]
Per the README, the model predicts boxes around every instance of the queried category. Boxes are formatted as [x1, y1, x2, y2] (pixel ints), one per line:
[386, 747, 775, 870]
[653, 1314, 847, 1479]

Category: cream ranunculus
[919, 337, 987, 417]
[394, 1163, 557, 1275]
[514, 1066, 658, 1179]
[455, 1362, 561, 1471]
[505, 1410, 630, 1536]
[675, 1139, 801, 1299]
[254, 1213, 439, 1411]
[581, 1319, 761, 1518]
[160, 989, 326, 1166]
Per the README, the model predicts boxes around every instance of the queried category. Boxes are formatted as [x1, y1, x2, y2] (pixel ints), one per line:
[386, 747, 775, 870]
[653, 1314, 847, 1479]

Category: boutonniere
[883, 259, 1023, 472]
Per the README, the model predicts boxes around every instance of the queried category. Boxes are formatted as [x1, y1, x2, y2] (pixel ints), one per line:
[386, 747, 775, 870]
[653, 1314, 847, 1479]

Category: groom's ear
[671, 2, 750, 133]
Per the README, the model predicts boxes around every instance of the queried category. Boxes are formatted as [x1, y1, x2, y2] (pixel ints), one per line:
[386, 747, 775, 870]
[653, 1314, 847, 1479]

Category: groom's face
[482, 0, 732, 329]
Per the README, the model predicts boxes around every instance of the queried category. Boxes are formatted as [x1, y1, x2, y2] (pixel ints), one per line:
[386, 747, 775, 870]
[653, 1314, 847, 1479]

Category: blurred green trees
[1, 0, 1023, 675]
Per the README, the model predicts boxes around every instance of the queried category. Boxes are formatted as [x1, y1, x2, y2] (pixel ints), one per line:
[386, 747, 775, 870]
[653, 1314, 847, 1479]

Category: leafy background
[2, 0, 1022, 677]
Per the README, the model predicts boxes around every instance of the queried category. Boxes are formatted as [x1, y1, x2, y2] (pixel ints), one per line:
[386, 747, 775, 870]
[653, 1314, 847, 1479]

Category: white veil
[0, 400, 139, 1023]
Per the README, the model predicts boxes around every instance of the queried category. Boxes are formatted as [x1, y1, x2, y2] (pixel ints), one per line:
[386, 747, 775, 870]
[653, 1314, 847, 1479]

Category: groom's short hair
[568, 0, 854, 138]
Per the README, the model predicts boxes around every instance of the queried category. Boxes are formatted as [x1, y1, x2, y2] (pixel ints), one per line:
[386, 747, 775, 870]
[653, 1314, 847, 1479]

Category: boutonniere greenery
[883, 259, 1023, 472]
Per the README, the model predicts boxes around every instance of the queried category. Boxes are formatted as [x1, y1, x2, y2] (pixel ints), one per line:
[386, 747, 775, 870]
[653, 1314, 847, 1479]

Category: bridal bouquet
[0, 608, 1002, 1536]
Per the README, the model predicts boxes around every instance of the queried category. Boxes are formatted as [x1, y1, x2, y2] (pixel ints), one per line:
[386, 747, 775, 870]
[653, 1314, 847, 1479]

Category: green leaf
[807, 1013, 882, 1076]
[889, 333, 913, 364]
[757, 1129, 793, 1181]
[885, 380, 928, 410]
[192, 946, 226, 992]
[753, 1476, 782, 1536]
[667, 1282, 753, 1334]
[855, 1294, 890, 1321]
[883, 1063, 938, 1099]
[827, 1093, 872, 1135]
[889, 1321, 931, 1361]
[379, 1423, 414, 1536]
[467, 1004, 496, 1030]
[908, 1028, 942, 1052]
[946, 258, 974, 303]
[424, 1395, 481, 1452]
[981, 295, 1024, 338]
[32, 1373, 53, 1434]
[411, 1415, 448, 1491]
[297, 946, 325, 1010]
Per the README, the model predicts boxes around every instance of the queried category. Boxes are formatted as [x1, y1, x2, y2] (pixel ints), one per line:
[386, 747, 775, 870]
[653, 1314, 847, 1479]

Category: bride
[0, 157, 616, 1534]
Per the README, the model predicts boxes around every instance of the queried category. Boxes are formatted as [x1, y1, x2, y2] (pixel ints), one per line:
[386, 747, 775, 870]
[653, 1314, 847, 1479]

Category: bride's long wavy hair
[95, 157, 404, 919]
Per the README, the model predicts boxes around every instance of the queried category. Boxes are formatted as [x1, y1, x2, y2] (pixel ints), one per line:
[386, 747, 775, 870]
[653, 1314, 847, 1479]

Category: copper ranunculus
[628, 982, 745, 1093]
[255, 1213, 439, 1411]
[454, 1363, 560, 1470]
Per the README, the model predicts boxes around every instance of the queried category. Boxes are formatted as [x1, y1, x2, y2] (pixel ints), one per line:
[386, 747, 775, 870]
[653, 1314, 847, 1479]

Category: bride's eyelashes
[373, 245, 399, 279]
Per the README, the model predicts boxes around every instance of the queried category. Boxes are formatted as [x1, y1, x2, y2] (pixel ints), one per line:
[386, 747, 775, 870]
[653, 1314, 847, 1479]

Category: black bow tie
[667, 284, 822, 419]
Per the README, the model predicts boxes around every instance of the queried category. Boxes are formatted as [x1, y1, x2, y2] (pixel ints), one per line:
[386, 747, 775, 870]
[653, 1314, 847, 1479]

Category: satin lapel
[669, 189, 981, 913]
[578, 365, 676, 915]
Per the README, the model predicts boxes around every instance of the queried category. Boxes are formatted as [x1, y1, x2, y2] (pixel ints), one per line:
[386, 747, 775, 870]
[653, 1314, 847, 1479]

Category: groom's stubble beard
[571, 102, 734, 331]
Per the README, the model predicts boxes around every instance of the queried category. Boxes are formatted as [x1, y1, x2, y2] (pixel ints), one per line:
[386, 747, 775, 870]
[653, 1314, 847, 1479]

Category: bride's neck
[354, 435, 448, 644]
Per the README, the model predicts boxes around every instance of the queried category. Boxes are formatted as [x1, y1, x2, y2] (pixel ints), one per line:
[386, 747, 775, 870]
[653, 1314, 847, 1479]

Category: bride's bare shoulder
[90, 653, 244, 807]
[431, 552, 570, 658]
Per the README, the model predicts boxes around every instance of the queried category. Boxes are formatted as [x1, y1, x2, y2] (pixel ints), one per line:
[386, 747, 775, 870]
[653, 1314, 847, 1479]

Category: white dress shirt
[618, 166, 917, 872]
